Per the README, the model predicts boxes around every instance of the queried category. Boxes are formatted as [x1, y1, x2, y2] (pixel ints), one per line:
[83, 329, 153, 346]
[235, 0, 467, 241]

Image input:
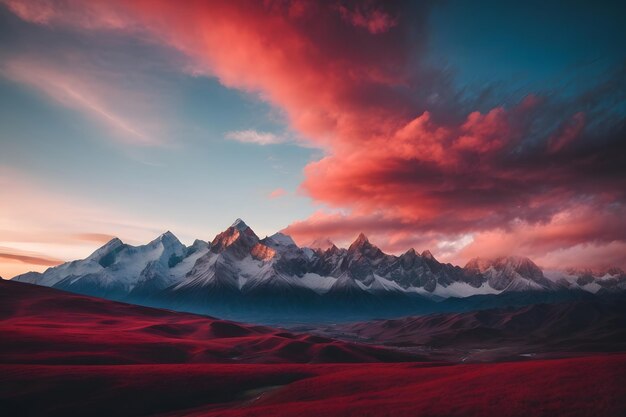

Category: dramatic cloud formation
[3, 0, 625, 269]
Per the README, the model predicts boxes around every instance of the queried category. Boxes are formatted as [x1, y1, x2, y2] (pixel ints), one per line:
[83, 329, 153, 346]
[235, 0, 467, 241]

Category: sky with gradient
[1, 0, 625, 278]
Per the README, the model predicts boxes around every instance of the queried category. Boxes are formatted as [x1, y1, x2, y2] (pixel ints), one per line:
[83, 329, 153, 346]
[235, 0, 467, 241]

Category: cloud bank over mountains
[2, 0, 625, 270]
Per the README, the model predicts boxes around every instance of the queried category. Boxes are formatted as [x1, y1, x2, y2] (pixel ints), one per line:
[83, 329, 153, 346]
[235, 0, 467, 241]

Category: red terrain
[1, 280, 625, 417]
[0, 280, 417, 365]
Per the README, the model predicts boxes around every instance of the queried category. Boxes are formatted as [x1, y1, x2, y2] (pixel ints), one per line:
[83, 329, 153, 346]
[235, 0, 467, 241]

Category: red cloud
[268, 188, 287, 199]
[338, 4, 398, 34]
[5, 0, 626, 269]
[547, 112, 585, 153]
[0, 251, 62, 267]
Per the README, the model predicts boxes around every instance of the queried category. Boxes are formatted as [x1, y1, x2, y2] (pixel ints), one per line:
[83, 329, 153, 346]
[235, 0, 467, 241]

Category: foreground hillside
[1, 356, 624, 417]
[303, 297, 626, 362]
[0, 280, 416, 364]
[2, 279, 626, 416]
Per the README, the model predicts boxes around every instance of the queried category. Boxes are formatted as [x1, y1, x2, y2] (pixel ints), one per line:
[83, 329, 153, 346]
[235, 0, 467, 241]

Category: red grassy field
[1, 280, 625, 417]
[0, 280, 419, 365]
[3, 356, 625, 417]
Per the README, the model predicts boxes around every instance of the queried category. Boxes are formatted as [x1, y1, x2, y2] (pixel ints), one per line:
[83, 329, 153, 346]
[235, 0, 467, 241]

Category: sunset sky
[1, 0, 625, 278]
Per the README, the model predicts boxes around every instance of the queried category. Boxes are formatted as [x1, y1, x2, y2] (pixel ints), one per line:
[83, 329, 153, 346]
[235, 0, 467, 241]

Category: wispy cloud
[2, 58, 162, 146]
[268, 188, 287, 199]
[225, 129, 285, 145]
[0, 167, 175, 277]
[0, 246, 63, 278]
[3, 0, 625, 270]
[0, 249, 63, 266]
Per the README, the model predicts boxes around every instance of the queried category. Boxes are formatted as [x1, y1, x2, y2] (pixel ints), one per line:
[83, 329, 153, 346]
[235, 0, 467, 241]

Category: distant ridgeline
[13, 219, 626, 323]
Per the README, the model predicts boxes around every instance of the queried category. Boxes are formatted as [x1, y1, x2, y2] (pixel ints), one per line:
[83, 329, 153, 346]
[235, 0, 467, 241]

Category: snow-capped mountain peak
[231, 218, 249, 231]
[421, 250, 436, 262]
[190, 239, 210, 250]
[266, 232, 296, 248]
[150, 230, 184, 251]
[309, 237, 335, 251]
[350, 233, 369, 248]
[86, 237, 124, 262]
[211, 220, 260, 257]
[464, 256, 555, 292]
[158, 230, 178, 242]
[11, 220, 625, 322]
[465, 256, 541, 277]
[347, 233, 385, 263]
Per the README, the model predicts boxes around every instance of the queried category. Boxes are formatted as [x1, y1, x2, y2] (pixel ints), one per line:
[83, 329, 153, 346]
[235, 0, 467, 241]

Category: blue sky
[0, 6, 318, 263]
[1, 1, 624, 277]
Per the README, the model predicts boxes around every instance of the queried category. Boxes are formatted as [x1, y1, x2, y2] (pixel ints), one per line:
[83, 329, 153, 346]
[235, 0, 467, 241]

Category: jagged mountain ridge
[12, 219, 626, 321]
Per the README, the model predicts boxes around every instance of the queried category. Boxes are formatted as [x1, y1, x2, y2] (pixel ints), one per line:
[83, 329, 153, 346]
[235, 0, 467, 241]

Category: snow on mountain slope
[464, 256, 558, 292]
[169, 221, 320, 302]
[297, 273, 337, 294]
[265, 232, 297, 248]
[169, 239, 210, 278]
[430, 282, 503, 298]
[16, 238, 128, 287]
[11, 219, 624, 313]
[544, 268, 626, 293]
[14, 231, 200, 299]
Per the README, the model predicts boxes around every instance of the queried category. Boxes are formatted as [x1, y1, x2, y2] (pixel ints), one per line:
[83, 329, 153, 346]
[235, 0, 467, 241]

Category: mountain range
[12, 219, 626, 322]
